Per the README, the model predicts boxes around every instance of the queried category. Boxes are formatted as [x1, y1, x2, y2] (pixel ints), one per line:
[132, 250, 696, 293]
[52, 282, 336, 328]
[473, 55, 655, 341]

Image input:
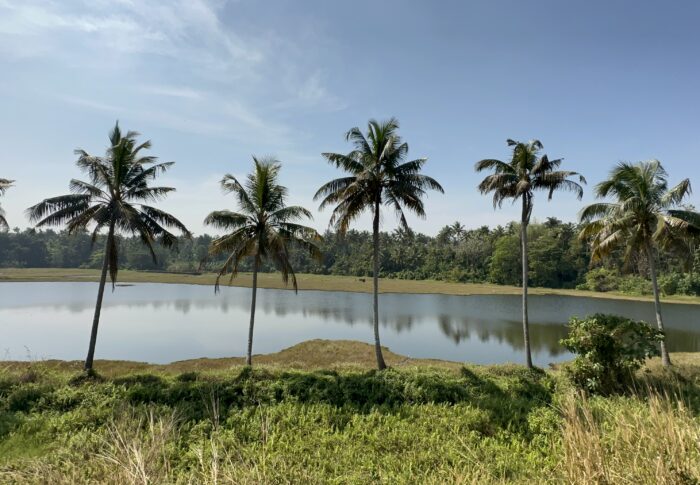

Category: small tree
[560, 314, 663, 394]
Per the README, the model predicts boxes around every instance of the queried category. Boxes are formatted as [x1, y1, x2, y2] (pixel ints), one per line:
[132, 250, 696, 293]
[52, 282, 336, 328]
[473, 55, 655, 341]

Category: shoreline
[2, 267, 700, 305]
[1, 339, 466, 375]
[3, 339, 695, 375]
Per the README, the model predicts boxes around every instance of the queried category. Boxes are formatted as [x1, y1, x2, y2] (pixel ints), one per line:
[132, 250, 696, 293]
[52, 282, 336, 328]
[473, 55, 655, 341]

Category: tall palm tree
[579, 160, 698, 367]
[204, 157, 321, 366]
[0, 178, 13, 230]
[27, 122, 190, 372]
[476, 139, 585, 369]
[315, 118, 444, 370]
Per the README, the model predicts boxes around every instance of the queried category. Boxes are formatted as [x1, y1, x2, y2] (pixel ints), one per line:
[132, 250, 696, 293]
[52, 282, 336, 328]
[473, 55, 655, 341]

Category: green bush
[576, 268, 652, 295]
[560, 314, 663, 394]
[576, 267, 619, 292]
[6, 384, 48, 412]
[615, 275, 652, 295]
[659, 272, 700, 296]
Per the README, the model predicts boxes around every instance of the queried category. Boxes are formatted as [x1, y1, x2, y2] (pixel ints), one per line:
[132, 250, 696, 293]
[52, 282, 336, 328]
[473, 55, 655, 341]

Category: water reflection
[1, 282, 699, 365]
[438, 316, 569, 356]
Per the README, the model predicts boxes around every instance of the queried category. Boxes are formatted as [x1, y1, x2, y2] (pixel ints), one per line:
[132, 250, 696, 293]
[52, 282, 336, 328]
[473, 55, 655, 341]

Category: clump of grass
[68, 369, 106, 386]
[97, 409, 178, 485]
[561, 391, 700, 484]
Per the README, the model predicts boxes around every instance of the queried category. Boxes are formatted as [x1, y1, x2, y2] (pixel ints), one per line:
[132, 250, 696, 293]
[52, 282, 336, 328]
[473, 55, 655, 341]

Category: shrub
[615, 275, 652, 295]
[576, 267, 619, 292]
[175, 372, 199, 383]
[560, 314, 663, 394]
[577, 268, 652, 295]
[6, 384, 47, 412]
[68, 369, 105, 386]
[659, 272, 700, 296]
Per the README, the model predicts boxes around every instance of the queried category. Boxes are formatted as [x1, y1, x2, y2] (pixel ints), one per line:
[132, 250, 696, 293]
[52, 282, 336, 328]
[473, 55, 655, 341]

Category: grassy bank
[2, 341, 700, 484]
[2, 267, 700, 305]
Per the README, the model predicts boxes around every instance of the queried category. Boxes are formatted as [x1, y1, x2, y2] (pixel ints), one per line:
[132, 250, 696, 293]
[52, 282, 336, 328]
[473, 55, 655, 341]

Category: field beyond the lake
[2, 340, 700, 484]
[3, 267, 700, 305]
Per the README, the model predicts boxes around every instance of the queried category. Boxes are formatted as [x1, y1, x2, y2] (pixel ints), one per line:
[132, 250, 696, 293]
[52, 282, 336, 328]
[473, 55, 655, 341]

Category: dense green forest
[2, 218, 699, 296]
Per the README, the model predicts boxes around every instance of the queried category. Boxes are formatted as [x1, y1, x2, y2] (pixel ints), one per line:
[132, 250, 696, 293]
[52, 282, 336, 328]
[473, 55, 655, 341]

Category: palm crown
[27, 122, 190, 283]
[0, 178, 13, 230]
[476, 139, 586, 220]
[579, 160, 695, 265]
[314, 118, 444, 232]
[204, 157, 321, 291]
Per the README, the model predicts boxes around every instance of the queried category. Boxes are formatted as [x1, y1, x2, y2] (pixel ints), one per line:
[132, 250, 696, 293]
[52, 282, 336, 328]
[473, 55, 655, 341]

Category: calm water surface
[1, 282, 699, 366]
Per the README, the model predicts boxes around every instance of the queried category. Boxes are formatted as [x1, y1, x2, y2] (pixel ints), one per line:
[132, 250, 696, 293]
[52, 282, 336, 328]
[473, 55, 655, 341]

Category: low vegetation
[1, 340, 700, 484]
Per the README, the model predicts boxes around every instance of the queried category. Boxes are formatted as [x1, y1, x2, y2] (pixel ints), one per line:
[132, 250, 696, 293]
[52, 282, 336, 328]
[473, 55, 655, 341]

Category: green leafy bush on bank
[560, 314, 663, 394]
[576, 267, 700, 297]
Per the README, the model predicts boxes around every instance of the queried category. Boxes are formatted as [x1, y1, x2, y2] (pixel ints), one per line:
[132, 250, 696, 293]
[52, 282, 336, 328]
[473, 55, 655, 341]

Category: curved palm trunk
[646, 242, 671, 367]
[372, 199, 387, 370]
[521, 200, 533, 369]
[246, 258, 259, 366]
[84, 222, 114, 371]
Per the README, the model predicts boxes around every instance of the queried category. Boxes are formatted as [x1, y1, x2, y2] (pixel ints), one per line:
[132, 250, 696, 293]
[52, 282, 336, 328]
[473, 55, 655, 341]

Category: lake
[1, 282, 699, 366]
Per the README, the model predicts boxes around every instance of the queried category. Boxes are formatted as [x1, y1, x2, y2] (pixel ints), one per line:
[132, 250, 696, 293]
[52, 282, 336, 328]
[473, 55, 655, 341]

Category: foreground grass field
[2, 267, 700, 305]
[2, 341, 700, 484]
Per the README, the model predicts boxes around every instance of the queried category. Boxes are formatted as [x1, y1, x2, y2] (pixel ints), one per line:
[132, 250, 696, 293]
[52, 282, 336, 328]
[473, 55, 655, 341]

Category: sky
[1, 0, 698, 236]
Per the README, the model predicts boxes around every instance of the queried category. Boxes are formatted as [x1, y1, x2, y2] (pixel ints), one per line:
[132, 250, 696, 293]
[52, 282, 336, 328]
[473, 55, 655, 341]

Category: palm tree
[315, 118, 444, 370]
[579, 160, 698, 367]
[476, 139, 585, 369]
[27, 122, 190, 372]
[204, 157, 321, 366]
[0, 178, 13, 230]
[450, 221, 466, 242]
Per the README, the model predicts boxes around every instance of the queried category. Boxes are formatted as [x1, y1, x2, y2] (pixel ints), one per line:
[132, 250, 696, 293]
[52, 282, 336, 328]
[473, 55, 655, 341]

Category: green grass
[3, 267, 700, 304]
[2, 340, 700, 484]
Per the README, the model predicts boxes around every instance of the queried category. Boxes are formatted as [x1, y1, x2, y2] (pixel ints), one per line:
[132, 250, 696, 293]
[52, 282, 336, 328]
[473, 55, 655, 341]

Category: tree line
[1, 119, 699, 372]
[3, 220, 698, 292]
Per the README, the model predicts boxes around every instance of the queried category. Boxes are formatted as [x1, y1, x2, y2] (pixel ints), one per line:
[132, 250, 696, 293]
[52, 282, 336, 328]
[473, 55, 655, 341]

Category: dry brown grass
[1, 339, 464, 378]
[560, 391, 700, 484]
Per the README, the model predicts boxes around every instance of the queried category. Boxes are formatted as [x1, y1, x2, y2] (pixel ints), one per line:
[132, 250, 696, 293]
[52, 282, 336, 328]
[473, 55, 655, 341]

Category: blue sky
[1, 0, 698, 235]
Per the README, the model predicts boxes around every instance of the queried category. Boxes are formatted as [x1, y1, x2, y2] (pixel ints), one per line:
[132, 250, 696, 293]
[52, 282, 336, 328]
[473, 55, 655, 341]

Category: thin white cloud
[139, 85, 204, 100]
[59, 95, 122, 113]
[0, 0, 263, 64]
[296, 71, 347, 111]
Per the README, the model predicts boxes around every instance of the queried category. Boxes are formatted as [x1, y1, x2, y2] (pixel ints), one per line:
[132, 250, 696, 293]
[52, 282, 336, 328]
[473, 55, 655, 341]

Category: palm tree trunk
[521, 200, 533, 369]
[246, 258, 259, 366]
[646, 242, 671, 367]
[84, 222, 114, 372]
[373, 199, 387, 370]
